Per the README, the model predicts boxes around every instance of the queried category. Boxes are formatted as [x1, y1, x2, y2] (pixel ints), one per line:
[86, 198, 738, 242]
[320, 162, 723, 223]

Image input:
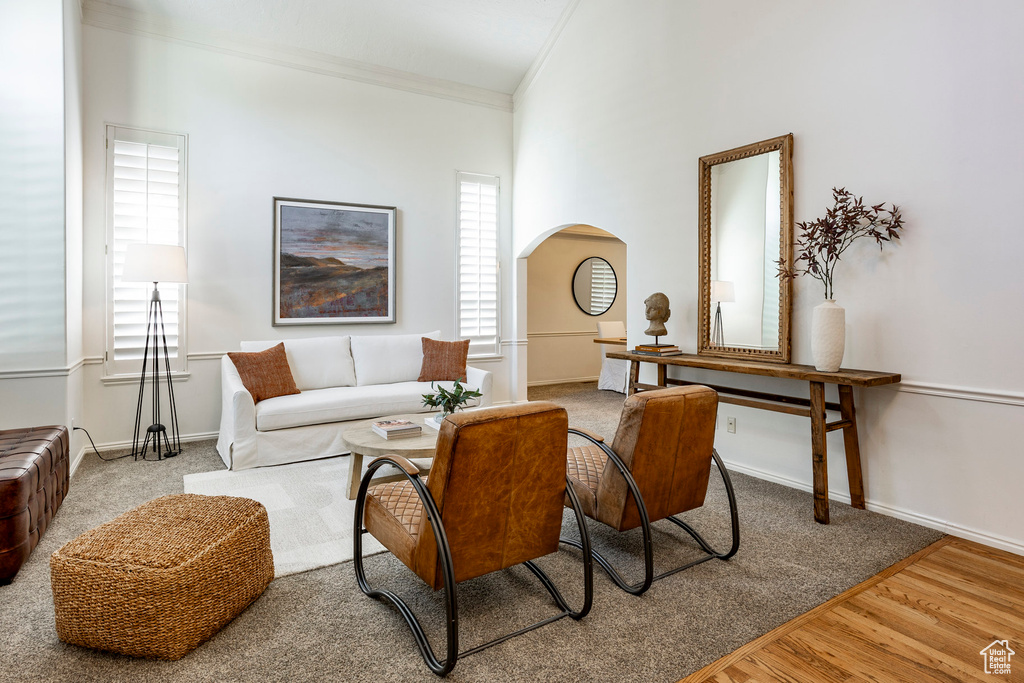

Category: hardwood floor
[682, 537, 1024, 682]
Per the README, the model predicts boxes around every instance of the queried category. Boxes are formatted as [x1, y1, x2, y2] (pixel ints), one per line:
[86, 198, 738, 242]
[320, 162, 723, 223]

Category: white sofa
[216, 331, 492, 470]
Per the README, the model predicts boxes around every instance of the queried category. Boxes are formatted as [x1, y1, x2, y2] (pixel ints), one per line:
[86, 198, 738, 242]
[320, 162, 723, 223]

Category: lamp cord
[72, 426, 133, 462]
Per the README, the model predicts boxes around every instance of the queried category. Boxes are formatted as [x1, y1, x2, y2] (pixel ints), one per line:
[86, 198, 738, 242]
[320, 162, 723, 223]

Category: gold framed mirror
[698, 134, 793, 363]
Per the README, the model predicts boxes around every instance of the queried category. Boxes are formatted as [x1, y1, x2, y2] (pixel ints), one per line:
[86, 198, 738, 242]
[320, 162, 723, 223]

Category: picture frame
[273, 197, 396, 325]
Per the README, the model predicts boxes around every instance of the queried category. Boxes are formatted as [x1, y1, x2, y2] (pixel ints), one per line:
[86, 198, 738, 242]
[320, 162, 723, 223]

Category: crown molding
[81, 0, 512, 112]
[512, 0, 581, 111]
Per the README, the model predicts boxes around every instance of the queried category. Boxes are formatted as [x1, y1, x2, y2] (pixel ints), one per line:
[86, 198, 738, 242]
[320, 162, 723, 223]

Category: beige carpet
[184, 458, 386, 577]
[0, 382, 944, 682]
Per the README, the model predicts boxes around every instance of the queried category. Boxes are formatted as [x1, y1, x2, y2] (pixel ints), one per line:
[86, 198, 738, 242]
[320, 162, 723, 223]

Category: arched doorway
[518, 224, 626, 398]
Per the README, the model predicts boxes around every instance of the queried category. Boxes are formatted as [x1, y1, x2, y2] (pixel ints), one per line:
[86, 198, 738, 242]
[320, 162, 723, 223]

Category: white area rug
[183, 457, 385, 578]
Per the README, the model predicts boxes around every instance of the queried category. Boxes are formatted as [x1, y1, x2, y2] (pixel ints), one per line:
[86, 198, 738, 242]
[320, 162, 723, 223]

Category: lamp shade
[122, 244, 188, 284]
[710, 280, 735, 303]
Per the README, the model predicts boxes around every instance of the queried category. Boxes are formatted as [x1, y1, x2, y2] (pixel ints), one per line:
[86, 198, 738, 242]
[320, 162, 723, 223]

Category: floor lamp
[710, 280, 735, 347]
[121, 243, 188, 461]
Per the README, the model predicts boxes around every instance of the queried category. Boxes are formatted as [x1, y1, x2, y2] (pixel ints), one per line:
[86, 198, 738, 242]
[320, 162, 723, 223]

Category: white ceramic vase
[811, 299, 845, 372]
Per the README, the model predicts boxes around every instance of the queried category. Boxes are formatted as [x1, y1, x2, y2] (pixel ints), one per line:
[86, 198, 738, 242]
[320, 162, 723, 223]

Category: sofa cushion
[418, 338, 470, 382]
[255, 380, 481, 432]
[350, 331, 440, 387]
[227, 344, 301, 403]
[240, 337, 356, 391]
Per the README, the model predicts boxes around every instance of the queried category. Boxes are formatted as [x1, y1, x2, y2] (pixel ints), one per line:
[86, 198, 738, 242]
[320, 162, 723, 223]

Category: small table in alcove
[608, 351, 901, 524]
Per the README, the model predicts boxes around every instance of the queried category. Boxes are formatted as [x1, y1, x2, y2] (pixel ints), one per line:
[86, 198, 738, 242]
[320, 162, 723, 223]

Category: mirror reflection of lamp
[710, 280, 735, 347]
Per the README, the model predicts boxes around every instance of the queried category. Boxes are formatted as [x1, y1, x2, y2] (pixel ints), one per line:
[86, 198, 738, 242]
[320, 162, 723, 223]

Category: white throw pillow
[350, 331, 440, 386]
[239, 336, 356, 390]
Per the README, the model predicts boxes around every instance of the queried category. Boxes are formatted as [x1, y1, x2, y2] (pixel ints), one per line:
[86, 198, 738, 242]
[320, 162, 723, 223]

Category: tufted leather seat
[565, 444, 607, 518]
[0, 426, 70, 583]
[368, 480, 424, 538]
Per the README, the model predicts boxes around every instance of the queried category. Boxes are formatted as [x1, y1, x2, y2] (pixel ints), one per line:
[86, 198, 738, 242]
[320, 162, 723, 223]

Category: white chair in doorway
[596, 321, 628, 394]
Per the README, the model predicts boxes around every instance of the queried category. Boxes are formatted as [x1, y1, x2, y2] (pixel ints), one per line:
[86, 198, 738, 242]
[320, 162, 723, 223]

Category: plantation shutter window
[589, 258, 616, 314]
[456, 172, 500, 357]
[105, 126, 188, 378]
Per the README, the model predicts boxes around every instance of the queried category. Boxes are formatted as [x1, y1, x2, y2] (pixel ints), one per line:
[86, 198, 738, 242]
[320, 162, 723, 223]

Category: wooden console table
[608, 351, 901, 524]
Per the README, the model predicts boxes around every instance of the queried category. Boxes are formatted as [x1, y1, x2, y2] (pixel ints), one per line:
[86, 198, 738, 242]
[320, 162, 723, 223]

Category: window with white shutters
[456, 172, 499, 357]
[589, 258, 616, 314]
[104, 126, 188, 378]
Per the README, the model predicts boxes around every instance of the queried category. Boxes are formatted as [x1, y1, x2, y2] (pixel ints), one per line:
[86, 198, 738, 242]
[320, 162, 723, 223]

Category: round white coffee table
[343, 413, 439, 500]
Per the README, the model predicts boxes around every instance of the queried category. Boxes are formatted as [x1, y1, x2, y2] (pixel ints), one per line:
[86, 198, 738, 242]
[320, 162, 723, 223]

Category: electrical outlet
[71, 417, 77, 429]
[727, 417, 737, 434]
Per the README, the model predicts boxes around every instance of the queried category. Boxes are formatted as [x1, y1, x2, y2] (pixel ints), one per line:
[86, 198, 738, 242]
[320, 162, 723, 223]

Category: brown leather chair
[565, 385, 739, 595]
[354, 402, 593, 676]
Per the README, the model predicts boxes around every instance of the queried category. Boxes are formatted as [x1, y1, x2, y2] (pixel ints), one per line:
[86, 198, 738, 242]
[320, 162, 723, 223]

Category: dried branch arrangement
[779, 187, 904, 299]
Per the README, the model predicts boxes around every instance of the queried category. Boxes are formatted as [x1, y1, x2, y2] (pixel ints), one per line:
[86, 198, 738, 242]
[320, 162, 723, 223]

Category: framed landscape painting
[273, 198, 396, 325]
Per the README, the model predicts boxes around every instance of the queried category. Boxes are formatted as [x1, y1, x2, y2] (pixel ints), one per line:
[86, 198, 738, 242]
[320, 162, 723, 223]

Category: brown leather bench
[0, 426, 70, 584]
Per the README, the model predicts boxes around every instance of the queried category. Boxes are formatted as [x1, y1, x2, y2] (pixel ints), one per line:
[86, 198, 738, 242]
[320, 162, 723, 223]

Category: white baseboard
[527, 376, 599, 387]
[69, 431, 219, 477]
[722, 458, 1024, 557]
[70, 446, 87, 478]
[863, 498, 1024, 557]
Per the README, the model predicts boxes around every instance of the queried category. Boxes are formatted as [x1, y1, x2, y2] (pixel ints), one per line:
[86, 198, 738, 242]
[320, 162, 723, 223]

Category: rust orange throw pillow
[418, 338, 470, 382]
[227, 343, 300, 403]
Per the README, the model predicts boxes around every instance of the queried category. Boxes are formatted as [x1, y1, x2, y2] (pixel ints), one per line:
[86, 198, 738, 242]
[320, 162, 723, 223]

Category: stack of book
[633, 344, 683, 357]
[371, 419, 422, 439]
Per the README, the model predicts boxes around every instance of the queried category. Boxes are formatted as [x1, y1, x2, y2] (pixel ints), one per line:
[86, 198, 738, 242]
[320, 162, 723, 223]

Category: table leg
[809, 381, 829, 524]
[628, 360, 640, 396]
[347, 451, 364, 500]
[838, 385, 865, 510]
[657, 363, 667, 388]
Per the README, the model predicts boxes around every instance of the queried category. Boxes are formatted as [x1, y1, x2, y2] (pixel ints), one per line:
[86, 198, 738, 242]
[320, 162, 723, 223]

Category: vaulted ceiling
[86, 0, 574, 95]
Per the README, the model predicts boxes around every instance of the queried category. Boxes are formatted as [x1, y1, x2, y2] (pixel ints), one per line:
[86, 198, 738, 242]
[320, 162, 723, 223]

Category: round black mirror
[572, 257, 617, 316]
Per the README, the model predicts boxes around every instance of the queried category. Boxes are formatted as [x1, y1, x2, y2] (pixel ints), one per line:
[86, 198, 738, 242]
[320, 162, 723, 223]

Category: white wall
[64, 0, 83, 365]
[64, 0, 85, 457]
[513, 0, 1024, 552]
[527, 229, 626, 385]
[0, 0, 67, 372]
[79, 26, 514, 446]
[0, 0, 84, 456]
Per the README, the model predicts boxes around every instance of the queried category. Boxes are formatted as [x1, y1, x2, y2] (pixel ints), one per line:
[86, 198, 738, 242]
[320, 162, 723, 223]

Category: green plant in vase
[421, 378, 482, 423]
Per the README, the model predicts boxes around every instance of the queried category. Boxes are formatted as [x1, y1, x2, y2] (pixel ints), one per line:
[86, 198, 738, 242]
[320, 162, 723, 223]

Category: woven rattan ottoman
[50, 494, 274, 660]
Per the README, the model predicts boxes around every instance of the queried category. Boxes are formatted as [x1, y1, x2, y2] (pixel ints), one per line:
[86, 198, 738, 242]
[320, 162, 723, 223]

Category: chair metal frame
[563, 428, 740, 595]
[353, 456, 594, 677]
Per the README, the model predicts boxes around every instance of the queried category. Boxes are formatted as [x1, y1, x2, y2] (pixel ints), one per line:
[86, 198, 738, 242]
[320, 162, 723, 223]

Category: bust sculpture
[643, 292, 671, 338]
